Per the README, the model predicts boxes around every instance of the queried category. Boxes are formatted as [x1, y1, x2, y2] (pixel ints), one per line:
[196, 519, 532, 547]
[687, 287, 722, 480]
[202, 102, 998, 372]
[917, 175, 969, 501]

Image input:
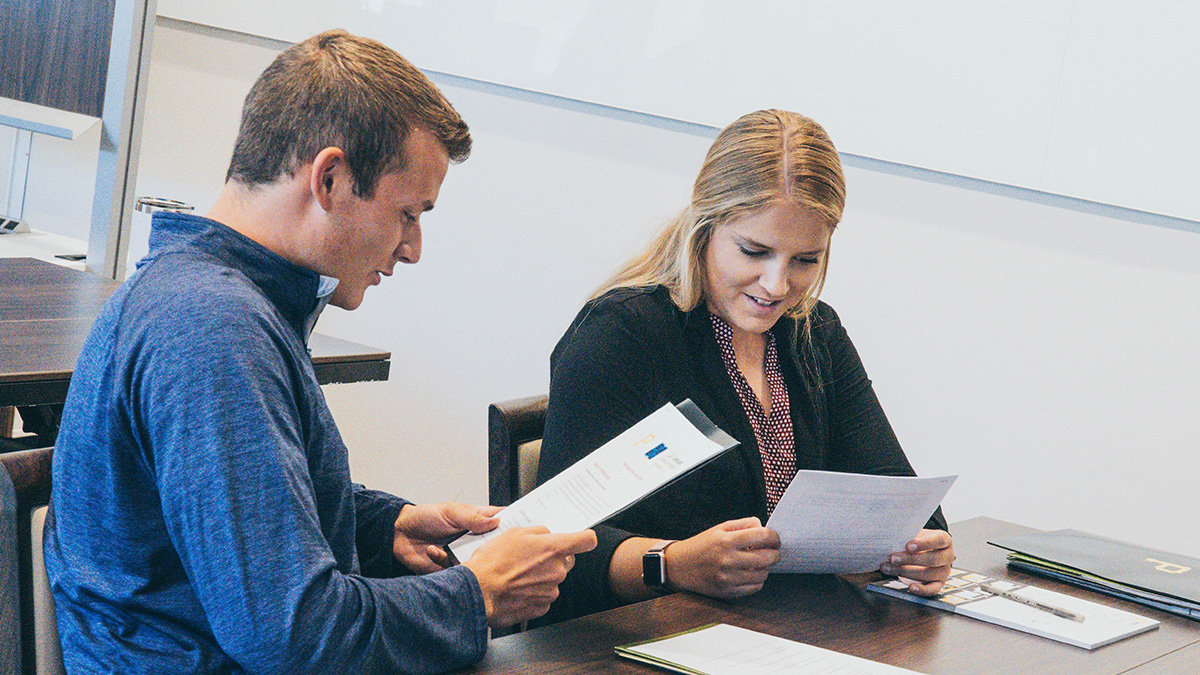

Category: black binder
[989, 529, 1200, 621]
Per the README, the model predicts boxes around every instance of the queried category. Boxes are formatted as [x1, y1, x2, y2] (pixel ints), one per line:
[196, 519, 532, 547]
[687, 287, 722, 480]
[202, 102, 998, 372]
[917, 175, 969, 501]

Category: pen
[980, 583, 1085, 622]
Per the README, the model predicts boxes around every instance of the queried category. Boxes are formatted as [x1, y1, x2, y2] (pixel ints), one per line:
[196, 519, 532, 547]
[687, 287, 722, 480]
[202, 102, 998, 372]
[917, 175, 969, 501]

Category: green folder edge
[614, 622, 723, 675]
[1004, 554, 1200, 620]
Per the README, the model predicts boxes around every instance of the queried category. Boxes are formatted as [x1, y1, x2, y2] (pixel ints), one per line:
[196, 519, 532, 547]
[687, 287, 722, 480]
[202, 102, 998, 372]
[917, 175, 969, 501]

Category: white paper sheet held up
[765, 471, 955, 574]
[617, 623, 923, 674]
[449, 401, 736, 561]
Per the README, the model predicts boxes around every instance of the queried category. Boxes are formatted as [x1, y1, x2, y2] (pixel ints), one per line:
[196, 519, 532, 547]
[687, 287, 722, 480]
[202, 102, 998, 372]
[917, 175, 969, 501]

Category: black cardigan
[535, 286, 947, 624]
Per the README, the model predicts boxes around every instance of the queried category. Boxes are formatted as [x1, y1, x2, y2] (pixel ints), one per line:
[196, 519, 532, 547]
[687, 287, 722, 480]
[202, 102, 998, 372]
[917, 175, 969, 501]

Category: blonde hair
[594, 109, 845, 323]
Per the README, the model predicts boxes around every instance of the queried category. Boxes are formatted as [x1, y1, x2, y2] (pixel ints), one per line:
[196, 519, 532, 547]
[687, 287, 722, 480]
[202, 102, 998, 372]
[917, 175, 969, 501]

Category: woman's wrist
[642, 539, 679, 593]
[608, 536, 689, 602]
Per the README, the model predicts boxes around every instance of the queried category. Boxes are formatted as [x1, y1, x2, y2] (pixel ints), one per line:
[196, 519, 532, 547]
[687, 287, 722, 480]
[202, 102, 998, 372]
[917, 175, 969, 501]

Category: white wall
[128, 21, 1200, 557]
[827, 168, 1200, 555]
[156, 1, 1200, 224]
[0, 124, 99, 243]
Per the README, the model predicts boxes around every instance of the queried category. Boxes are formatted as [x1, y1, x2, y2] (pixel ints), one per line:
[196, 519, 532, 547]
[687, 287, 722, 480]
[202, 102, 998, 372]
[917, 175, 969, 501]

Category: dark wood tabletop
[461, 517, 1200, 675]
[0, 257, 390, 407]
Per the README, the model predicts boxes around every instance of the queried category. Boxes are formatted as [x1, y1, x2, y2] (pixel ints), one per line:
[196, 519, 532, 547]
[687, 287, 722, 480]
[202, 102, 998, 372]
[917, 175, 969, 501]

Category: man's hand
[392, 503, 502, 574]
[667, 517, 781, 599]
[878, 528, 955, 596]
[463, 527, 597, 628]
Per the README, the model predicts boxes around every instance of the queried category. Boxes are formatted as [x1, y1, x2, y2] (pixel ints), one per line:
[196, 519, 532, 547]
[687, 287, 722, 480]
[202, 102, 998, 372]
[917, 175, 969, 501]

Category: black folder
[989, 529, 1200, 621]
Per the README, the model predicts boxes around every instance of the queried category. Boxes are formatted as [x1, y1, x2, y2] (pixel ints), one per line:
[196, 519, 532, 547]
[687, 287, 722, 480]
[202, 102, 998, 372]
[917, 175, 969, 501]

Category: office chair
[486, 394, 548, 638]
[0, 407, 58, 453]
[1, 446, 63, 675]
[487, 394, 549, 507]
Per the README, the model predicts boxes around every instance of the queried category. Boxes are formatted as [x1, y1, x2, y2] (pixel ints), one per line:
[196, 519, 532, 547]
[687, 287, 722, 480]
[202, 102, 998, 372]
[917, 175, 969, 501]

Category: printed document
[449, 400, 736, 561]
[617, 623, 923, 674]
[766, 471, 955, 573]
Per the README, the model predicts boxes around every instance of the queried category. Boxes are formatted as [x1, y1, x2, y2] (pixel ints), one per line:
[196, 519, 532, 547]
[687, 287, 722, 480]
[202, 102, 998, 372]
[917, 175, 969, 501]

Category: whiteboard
[157, 0, 1200, 223]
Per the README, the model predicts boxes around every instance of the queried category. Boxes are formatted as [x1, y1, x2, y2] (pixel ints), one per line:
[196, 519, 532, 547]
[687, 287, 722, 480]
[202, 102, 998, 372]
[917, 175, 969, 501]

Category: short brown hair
[226, 29, 471, 198]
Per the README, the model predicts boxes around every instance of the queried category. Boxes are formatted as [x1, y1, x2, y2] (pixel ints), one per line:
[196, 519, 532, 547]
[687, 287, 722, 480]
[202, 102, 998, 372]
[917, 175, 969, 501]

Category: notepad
[616, 623, 923, 674]
[867, 568, 1159, 649]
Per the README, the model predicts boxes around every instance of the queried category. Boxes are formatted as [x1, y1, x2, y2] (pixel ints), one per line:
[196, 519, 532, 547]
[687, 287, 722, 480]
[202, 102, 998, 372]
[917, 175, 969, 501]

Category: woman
[535, 110, 953, 624]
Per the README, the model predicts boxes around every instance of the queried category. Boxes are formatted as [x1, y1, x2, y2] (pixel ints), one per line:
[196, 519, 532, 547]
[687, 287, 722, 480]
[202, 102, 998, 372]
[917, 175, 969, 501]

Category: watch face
[643, 551, 666, 588]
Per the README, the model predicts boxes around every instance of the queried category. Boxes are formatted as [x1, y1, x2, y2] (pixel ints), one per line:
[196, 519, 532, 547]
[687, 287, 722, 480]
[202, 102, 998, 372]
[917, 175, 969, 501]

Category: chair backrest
[485, 395, 548, 638]
[487, 395, 548, 507]
[2, 458, 20, 673]
[0, 446, 63, 675]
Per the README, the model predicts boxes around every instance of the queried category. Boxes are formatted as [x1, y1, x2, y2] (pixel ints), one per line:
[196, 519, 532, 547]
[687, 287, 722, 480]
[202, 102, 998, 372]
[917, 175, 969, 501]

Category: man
[44, 30, 595, 674]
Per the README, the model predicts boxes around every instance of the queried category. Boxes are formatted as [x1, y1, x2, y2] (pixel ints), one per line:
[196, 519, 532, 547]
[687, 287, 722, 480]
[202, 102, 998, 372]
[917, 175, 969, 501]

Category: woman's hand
[667, 517, 782, 599]
[878, 529, 955, 596]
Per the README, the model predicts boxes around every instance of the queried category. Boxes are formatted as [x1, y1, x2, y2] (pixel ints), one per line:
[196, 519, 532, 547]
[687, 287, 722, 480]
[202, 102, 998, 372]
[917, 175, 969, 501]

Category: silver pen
[980, 583, 1085, 622]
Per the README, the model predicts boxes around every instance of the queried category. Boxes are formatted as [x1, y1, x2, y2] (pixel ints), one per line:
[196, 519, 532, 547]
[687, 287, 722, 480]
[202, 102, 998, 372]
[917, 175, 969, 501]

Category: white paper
[621, 623, 922, 675]
[766, 471, 955, 574]
[449, 402, 732, 561]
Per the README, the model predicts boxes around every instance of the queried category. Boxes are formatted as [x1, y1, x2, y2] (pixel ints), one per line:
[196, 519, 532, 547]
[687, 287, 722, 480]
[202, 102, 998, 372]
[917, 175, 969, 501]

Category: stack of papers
[617, 623, 923, 674]
[868, 568, 1159, 649]
[989, 530, 1200, 622]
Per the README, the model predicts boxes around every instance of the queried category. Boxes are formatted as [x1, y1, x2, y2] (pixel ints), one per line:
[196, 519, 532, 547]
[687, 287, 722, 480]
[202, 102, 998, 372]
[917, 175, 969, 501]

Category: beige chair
[0, 446, 63, 675]
[486, 395, 548, 637]
[487, 394, 548, 507]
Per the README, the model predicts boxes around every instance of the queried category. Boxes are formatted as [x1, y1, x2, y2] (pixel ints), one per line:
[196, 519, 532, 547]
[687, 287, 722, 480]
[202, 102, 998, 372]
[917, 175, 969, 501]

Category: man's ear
[310, 147, 348, 212]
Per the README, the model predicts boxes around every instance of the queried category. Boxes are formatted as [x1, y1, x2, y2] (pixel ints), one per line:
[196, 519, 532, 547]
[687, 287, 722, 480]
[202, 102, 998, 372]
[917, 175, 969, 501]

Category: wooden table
[462, 517, 1200, 674]
[0, 257, 390, 408]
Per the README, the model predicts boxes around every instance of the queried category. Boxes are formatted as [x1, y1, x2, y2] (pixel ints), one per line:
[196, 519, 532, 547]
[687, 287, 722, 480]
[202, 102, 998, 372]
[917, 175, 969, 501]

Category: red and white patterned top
[711, 314, 796, 515]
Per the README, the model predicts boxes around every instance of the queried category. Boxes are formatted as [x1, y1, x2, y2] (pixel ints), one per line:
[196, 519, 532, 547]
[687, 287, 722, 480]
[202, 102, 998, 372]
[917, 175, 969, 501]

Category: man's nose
[397, 223, 422, 264]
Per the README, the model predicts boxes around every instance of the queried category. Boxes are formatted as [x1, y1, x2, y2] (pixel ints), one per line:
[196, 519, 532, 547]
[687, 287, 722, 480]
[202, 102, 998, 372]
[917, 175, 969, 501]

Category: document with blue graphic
[449, 400, 737, 562]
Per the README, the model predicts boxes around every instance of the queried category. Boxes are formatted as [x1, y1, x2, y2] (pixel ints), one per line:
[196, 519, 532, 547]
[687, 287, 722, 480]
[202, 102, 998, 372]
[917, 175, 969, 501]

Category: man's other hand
[392, 502, 502, 573]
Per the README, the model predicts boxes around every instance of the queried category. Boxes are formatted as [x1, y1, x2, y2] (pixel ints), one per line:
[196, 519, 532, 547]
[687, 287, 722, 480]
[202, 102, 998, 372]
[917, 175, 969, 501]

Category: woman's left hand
[878, 529, 955, 596]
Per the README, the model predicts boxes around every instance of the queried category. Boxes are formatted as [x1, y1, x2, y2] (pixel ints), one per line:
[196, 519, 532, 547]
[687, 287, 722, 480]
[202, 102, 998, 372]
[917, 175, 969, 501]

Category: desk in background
[0, 256, 390, 410]
[463, 517, 1200, 675]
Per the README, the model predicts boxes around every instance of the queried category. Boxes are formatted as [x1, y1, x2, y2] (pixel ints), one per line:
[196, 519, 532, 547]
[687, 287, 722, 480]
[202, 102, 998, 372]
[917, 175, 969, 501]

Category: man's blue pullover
[44, 212, 487, 674]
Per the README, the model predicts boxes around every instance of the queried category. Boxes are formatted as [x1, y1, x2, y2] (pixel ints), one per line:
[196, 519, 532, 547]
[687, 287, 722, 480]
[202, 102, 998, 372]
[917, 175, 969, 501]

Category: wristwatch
[642, 539, 678, 592]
